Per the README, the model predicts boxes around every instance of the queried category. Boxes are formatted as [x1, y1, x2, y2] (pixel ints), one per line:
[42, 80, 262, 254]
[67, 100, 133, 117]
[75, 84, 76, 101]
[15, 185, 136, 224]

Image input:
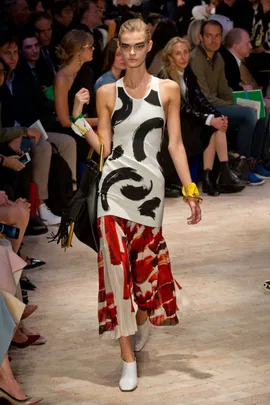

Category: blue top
[94, 71, 117, 92]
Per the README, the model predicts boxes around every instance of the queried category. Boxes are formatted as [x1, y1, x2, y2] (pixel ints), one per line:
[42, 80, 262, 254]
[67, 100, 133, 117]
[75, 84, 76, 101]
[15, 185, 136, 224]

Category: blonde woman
[54, 29, 97, 162]
[160, 37, 244, 195]
[72, 19, 202, 391]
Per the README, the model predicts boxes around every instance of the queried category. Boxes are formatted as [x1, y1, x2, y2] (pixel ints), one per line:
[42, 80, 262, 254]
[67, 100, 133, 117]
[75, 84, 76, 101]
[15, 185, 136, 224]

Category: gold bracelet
[183, 196, 203, 204]
[182, 182, 200, 197]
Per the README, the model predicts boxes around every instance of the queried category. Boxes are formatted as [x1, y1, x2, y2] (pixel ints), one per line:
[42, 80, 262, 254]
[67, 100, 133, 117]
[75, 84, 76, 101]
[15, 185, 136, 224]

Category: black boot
[217, 161, 245, 193]
[202, 169, 220, 196]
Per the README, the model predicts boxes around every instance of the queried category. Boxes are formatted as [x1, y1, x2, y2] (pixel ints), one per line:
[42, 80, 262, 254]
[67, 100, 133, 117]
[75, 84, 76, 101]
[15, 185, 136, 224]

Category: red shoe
[11, 334, 41, 349]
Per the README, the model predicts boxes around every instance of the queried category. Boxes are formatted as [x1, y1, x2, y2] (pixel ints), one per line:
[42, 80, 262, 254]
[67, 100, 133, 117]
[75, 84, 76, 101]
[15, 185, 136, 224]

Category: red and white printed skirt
[97, 215, 189, 340]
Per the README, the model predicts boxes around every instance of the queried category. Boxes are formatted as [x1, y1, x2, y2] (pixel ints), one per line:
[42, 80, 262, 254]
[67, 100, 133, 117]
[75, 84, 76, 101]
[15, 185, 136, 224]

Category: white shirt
[229, 50, 241, 68]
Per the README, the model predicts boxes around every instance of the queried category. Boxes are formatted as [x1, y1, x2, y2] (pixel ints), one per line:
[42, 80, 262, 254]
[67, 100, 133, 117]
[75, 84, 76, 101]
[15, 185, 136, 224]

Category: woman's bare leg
[119, 336, 135, 362]
[214, 130, 228, 162]
[203, 135, 216, 170]
[0, 354, 27, 400]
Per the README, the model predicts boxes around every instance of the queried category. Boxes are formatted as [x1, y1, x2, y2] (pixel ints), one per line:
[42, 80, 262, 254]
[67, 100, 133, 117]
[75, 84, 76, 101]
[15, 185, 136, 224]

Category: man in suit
[31, 11, 57, 87]
[221, 27, 270, 169]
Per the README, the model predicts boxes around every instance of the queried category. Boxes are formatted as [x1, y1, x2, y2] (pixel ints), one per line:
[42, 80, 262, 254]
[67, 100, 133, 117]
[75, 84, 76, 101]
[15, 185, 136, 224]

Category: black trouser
[0, 144, 32, 201]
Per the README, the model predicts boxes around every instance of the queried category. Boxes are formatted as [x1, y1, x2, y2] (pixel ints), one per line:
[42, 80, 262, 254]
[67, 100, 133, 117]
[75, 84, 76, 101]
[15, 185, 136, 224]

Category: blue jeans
[217, 105, 260, 158]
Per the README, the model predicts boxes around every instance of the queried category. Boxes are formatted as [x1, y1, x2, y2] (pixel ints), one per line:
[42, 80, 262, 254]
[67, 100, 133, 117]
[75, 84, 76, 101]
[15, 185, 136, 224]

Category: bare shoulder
[55, 69, 71, 89]
[96, 82, 116, 110]
[158, 78, 179, 92]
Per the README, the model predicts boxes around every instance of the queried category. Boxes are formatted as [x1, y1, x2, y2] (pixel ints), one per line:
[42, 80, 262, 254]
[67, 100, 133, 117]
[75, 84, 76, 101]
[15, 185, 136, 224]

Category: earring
[78, 57, 81, 67]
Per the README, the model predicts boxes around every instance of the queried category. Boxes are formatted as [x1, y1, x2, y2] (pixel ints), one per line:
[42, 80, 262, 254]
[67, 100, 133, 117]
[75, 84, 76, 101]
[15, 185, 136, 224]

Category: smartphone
[19, 152, 31, 165]
[0, 223, 20, 239]
[20, 137, 34, 152]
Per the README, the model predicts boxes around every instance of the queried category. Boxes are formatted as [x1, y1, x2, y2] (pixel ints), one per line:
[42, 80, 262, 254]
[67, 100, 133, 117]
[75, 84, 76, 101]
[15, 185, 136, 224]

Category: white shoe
[39, 204, 61, 226]
[119, 359, 137, 392]
[131, 319, 149, 352]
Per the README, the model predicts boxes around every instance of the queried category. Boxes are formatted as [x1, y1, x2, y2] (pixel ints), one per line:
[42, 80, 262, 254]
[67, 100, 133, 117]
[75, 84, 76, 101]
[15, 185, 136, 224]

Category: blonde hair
[186, 18, 206, 49]
[161, 37, 190, 83]
[119, 19, 151, 43]
[55, 29, 93, 68]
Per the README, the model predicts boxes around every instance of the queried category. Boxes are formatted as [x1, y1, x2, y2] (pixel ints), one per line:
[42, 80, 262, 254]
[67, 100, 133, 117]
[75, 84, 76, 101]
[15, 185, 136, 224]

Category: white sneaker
[131, 319, 150, 352]
[39, 204, 61, 226]
[119, 359, 137, 392]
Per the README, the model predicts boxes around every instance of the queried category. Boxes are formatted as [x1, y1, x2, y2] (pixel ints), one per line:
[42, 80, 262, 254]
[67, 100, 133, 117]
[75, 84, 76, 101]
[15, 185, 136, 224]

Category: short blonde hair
[186, 18, 206, 49]
[56, 29, 93, 68]
[161, 37, 190, 83]
[119, 19, 151, 43]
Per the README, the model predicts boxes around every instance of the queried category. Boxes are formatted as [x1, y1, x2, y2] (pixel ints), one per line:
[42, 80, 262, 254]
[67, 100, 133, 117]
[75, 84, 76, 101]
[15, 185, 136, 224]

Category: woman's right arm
[54, 75, 72, 128]
[83, 85, 113, 157]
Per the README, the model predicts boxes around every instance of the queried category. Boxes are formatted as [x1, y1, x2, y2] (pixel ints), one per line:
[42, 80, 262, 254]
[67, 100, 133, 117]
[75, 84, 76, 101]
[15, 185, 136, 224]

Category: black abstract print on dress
[97, 76, 166, 228]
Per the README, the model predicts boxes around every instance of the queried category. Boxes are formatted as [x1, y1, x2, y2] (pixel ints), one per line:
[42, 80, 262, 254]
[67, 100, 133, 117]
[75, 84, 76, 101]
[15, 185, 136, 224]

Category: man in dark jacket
[221, 27, 270, 169]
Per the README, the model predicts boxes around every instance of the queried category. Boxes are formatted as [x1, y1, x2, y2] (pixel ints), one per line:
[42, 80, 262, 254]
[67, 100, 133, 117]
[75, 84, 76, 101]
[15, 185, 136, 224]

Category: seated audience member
[189, 20, 269, 185]
[146, 12, 163, 35]
[146, 18, 178, 76]
[0, 31, 77, 224]
[28, 0, 44, 13]
[186, 18, 206, 50]
[54, 29, 97, 162]
[247, 0, 270, 91]
[51, 0, 74, 50]
[31, 12, 57, 87]
[0, 293, 42, 404]
[221, 28, 270, 173]
[72, 0, 105, 81]
[215, 0, 254, 34]
[5, 0, 32, 38]
[94, 38, 126, 92]
[160, 37, 244, 195]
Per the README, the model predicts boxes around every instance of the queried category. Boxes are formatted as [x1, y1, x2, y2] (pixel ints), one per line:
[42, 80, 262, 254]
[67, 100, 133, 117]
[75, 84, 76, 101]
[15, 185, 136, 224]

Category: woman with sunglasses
[54, 29, 98, 162]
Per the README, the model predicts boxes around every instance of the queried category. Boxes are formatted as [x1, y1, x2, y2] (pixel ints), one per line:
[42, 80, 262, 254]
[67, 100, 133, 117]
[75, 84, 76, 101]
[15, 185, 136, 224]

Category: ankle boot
[119, 359, 138, 392]
[217, 161, 245, 193]
[202, 169, 220, 196]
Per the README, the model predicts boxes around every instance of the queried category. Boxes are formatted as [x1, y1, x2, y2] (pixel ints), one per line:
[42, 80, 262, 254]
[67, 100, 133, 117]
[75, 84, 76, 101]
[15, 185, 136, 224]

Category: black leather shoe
[25, 214, 48, 236]
[20, 277, 36, 291]
[24, 257, 46, 270]
[202, 169, 220, 196]
[218, 161, 245, 193]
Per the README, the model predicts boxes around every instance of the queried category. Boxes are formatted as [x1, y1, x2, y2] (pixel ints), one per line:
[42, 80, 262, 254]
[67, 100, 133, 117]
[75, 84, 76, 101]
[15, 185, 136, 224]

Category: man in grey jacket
[189, 19, 268, 185]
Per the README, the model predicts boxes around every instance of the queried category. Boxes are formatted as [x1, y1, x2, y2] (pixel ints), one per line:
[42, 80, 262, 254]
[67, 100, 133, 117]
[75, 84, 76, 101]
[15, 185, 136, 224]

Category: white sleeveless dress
[97, 76, 166, 228]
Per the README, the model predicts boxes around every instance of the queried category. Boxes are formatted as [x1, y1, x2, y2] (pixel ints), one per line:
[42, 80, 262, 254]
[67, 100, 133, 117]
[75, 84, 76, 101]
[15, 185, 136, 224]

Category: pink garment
[0, 245, 26, 295]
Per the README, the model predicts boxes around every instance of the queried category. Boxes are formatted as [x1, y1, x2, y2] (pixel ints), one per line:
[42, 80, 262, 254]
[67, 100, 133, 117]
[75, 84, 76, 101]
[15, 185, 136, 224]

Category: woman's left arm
[166, 81, 202, 225]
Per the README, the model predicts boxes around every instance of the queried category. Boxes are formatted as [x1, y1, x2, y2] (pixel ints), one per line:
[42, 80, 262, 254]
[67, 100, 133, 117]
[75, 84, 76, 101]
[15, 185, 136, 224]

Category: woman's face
[170, 42, 190, 70]
[113, 48, 126, 71]
[81, 43, 94, 63]
[0, 62, 6, 87]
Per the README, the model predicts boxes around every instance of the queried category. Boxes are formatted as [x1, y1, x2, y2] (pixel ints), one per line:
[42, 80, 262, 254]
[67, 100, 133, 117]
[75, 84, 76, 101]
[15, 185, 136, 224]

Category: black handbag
[49, 144, 104, 252]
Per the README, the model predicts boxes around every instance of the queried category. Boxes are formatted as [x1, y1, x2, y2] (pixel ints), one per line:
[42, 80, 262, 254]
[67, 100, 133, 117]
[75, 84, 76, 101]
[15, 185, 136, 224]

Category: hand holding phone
[2, 155, 25, 171]
[0, 223, 20, 239]
[19, 152, 31, 165]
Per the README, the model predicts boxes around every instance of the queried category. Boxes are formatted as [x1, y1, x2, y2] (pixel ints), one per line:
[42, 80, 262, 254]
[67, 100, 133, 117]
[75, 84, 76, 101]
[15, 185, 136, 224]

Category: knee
[34, 140, 52, 160]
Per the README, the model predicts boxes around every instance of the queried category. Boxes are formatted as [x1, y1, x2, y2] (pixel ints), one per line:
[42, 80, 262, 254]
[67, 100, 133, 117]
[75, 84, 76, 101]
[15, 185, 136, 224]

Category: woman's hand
[186, 198, 202, 225]
[210, 116, 228, 132]
[0, 191, 10, 206]
[3, 155, 25, 171]
[72, 88, 90, 118]
[178, 0, 185, 6]
[27, 128, 40, 143]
